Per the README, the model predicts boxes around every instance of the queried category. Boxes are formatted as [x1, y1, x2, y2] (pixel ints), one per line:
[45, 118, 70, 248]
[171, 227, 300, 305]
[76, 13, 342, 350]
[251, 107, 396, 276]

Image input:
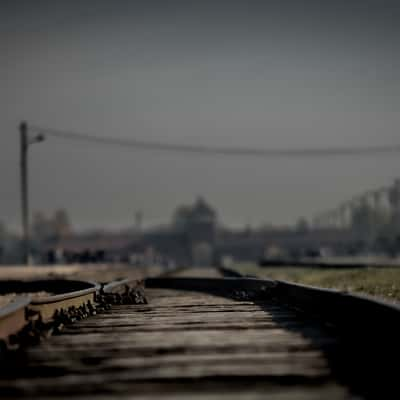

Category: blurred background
[1, 1, 399, 281]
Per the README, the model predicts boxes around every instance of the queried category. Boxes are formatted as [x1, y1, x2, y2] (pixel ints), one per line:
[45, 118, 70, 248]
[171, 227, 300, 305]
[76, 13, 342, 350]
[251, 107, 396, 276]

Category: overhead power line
[28, 124, 400, 159]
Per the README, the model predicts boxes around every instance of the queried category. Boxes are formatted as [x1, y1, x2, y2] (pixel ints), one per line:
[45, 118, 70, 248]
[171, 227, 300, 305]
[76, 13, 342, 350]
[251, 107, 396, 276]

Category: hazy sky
[1, 0, 399, 231]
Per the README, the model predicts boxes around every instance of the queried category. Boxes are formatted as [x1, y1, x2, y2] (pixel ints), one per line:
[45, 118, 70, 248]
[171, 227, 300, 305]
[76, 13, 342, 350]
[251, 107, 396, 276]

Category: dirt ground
[0, 264, 163, 283]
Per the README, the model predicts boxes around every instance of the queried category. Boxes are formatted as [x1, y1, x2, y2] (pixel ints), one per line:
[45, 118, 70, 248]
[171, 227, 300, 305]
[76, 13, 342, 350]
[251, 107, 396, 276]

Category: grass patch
[232, 263, 400, 303]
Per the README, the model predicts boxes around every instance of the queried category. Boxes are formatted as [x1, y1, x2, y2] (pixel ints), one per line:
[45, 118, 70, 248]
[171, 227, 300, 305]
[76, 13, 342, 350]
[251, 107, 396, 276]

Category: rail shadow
[253, 298, 396, 400]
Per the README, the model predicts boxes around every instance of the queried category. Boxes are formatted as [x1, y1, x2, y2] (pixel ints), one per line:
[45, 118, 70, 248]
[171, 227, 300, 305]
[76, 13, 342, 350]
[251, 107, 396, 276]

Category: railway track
[0, 267, 399, 399]
[0, 279, 100, 349]
[0, 278, 147, 350]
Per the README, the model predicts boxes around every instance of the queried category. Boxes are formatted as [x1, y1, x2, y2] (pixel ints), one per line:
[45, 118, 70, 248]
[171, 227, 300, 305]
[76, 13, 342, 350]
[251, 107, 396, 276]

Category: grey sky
[1, 0, 399, 231]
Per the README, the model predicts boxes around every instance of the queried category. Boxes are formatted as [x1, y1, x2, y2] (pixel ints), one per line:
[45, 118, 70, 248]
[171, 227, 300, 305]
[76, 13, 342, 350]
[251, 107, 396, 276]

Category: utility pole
[20, 121, 29, 265]
[19, 121, 45, 265]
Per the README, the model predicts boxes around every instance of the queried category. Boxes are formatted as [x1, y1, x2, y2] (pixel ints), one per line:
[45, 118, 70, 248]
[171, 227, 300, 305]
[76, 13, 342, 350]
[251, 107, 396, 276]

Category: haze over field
[1, 0, 399, 230]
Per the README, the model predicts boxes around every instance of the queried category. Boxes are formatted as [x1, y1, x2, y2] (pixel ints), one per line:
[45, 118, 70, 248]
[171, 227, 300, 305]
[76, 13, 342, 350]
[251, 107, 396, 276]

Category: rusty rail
[0, 279, 100, 349]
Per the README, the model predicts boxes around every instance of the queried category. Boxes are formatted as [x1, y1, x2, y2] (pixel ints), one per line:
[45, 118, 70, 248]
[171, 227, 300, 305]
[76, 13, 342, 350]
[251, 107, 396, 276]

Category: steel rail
[0, 296, 32, 348]
[0, 270, 168, 350]
[146, 273, 400, 336]
[0, 296, 31, 320]
[0, 279, 101, 348]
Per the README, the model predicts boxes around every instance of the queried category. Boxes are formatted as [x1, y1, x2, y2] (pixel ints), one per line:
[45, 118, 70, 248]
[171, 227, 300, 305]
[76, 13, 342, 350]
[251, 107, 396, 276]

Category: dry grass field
[233, 263, 400, 304]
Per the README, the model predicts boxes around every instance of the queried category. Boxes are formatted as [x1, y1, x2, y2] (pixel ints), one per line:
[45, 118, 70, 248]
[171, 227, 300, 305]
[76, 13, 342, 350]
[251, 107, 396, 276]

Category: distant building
[175, 197, 217, 266]
[39, 195, 397, 267]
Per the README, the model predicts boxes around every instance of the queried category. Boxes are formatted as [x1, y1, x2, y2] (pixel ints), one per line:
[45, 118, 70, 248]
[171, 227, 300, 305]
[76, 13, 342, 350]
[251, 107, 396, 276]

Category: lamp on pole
[19, 121, 45, 265]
